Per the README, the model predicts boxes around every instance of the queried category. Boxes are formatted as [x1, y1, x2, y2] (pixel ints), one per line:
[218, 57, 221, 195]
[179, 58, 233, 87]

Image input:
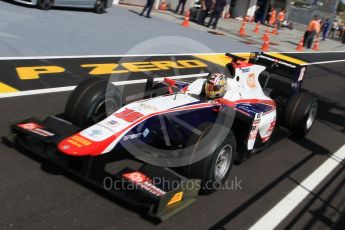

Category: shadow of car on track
[1, 137, 161, 225]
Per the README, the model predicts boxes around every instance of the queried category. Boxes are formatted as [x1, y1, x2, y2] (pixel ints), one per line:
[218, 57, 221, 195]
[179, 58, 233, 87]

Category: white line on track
[302, 59, 345, 66]
[0, 73, 208, 99]
[249, 144, 345, 230]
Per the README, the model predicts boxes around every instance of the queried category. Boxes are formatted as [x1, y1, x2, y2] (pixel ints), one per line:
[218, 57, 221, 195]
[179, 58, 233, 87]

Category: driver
[204, 72, 227, 99]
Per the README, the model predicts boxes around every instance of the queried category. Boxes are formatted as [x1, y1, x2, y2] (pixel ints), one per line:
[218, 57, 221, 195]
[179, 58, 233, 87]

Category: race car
[3, 53, 318, 220]
[11, 0, 111, 13]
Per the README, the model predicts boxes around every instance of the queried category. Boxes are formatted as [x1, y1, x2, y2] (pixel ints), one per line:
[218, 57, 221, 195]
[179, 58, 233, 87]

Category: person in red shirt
[303, 16, 320, 49]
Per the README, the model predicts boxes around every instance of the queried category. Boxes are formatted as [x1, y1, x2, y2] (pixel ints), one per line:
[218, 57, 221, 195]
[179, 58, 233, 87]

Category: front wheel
[37, 0, 53, 10]
[94, 0, 106, 14]
[65, 78, 121, 128]
[183, 129, 236, 195]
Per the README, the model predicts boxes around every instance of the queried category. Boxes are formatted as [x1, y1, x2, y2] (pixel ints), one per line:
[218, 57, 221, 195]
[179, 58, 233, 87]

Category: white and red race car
[4, 53, 318, 220]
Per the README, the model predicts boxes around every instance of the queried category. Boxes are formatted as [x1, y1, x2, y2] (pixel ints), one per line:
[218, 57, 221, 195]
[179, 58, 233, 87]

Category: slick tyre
[284, 93, 318, 138]
[94, 0, 106, 14]
[65, 78, 121, 128]
[183, 124, 235, 195]
[37, 0, 53, 10]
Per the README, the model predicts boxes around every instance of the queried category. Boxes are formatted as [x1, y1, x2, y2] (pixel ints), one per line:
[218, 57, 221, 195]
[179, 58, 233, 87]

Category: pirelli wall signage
[0, 53, 308, 94]
[0, 55, 217, 93]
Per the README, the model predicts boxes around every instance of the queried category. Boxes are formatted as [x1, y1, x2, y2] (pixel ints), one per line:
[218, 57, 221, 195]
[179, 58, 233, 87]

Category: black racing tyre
[183, 125, 235, 195]
[284, 93, 318, 138]
[65, 78, 121, 128]
[94, 0, 106, 14]
[37, 0, 53, 10]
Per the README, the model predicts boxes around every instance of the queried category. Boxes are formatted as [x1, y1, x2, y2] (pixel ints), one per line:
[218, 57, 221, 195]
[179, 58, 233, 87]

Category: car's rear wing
[248, 53, 308, 94]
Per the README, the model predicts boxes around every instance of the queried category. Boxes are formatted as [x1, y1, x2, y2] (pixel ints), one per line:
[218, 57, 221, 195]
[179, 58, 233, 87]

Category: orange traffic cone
[159, 0, 167, 10]
[312, 37, 320, 51]
[262, 28, 270, 41]
[181, 11, 190, 27]
[296, 37, 304, 51]
[239, 21, 247, 36]
[254, 22, 260, 33]
[261, 38, 270, 51]
[271, 24, 278, 35]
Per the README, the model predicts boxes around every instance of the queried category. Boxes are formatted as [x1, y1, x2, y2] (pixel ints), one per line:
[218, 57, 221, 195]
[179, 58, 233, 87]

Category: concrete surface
[121, 4, 345, 52]
[119, 5, 345, 52]
[0, 0, 257, 57]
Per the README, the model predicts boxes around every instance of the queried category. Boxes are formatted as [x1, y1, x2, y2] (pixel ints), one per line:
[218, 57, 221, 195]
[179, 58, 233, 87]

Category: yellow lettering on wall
[121, 62, 161, 72]
[177, 60, 208, 68]
[81, 64, 129, 75]
[150, 61, 185, 70]
[16, 66, 65, 80]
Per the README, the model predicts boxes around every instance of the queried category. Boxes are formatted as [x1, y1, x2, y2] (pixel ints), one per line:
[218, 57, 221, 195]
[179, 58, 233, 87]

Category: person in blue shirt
[321, 18, 330, 41]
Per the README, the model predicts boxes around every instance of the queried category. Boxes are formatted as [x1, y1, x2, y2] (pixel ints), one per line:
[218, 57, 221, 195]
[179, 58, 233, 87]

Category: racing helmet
[205, 73, 227, 99]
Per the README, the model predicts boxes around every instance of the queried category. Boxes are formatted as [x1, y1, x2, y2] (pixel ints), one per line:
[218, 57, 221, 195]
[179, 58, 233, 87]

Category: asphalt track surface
[0, 52, 345, 230]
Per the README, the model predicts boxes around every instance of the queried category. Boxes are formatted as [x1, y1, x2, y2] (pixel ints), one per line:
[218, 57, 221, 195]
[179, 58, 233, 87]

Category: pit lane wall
[0, 53, 309, 95]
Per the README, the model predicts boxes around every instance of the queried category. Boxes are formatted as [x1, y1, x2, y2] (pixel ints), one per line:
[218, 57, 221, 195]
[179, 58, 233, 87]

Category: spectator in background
[175, 0, 187, 15]
[268, 7, 276, 26]
[140, 0, 155, 18]
[321, 18, 330, 41]
[200, 0, 213, 25]
[276, 8, 286, 30]
[303, 16, 320, 49]
[207, 0, 226, 29]
[338, 23, 344, 39]
[328, 20, 338, 38]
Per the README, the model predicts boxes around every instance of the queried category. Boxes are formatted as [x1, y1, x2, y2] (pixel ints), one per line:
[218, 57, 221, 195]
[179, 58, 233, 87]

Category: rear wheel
[37, 0, 53, 10]
[94, 0, 106, 14]
[284, 93, 318, 138]
[65, 78, 121, 128]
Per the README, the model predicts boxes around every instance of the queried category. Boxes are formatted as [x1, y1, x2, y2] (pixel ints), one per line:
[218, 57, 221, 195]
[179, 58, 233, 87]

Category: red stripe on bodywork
[58, 102, 214, 156]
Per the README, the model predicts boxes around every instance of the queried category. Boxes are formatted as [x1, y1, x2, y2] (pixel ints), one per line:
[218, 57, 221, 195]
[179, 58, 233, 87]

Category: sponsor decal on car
[108, 120, 118, 125]
[247, 73, 256, 88]
[123, 133, 142, 141]
[64, 134, 92, 149]
[143, 128, 150, 138]
[167, 192, 184, 206]
[123, 172, 166, 196]
[262, 119, 276, 142]
[138, 103, 159, 112]
[247, 112, 262, 150]
[115, 108, 144, 123]
[242, 68, 250, 73]
[17, 122, 55, 137]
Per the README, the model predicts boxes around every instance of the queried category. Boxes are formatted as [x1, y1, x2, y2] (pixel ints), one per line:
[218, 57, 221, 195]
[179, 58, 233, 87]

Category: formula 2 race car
[3, 53, 318, 220]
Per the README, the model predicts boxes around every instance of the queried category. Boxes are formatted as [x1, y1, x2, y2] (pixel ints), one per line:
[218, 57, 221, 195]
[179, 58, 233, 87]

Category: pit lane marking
[249, 144, 345, 230]
[0, 73, 208, 99]
[0, 51, 343, 60]
[0, 82, 18, 93]
[302, 59, 345, 66]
